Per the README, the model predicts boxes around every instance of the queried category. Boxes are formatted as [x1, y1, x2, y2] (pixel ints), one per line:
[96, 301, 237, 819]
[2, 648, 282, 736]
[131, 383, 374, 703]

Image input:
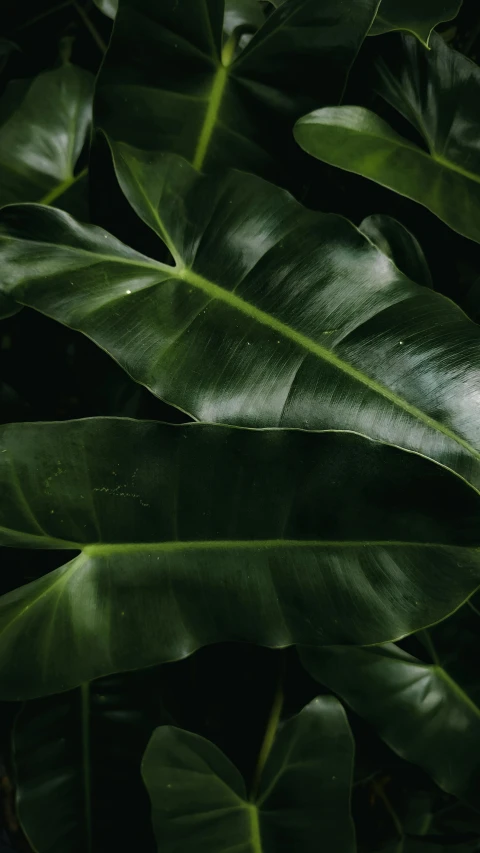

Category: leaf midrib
[82, 540, 467, 556]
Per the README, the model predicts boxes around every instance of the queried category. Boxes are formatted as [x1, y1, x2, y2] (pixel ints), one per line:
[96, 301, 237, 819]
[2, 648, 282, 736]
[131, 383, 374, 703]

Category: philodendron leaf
[370, 0, 462, 46]
[142, 697, 355, 853]
[294, 34, 480, 245]
[359, 215, 433, 288]
[1, 419, 480, 699]
[0, 64, 94, 217]
[94, 0, 378, 178]
[14, 670, 163, 853]
[2, 147, 480, 488]
[299, 643, 480, 809]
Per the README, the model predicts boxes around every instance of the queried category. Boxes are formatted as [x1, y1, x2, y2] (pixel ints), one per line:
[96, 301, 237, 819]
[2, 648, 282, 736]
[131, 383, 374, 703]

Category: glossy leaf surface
[294, 34, 480, 245]
[299, 641, 480, 808]
[370, 0, 462, 45]
[94, 0, 378, 176]
[359, 215, 432, 288]
[93, 0, 118, 18]
[0, 64, 93, 215]
[2, 147, 480, 488]
[1, 419, 480, 698]
[142, 697, 355, 853]
[14, 670, 162, 853]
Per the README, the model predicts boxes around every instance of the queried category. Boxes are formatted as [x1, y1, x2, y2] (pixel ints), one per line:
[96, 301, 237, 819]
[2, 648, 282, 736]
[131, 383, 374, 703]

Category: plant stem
[39, 167, 88, 206]
[17, 0, 74, 31]
[250, 662, 284, 802]
[373, 779, 404, 852]
[421, 629, 440, 666]
[80, 682, 93, 853]
[73, 0, 107, 53]
[467, 599, 480, 619]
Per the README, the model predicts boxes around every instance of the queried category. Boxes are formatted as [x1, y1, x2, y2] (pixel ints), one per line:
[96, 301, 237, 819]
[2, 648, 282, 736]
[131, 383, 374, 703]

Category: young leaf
[142, 697, 356, 853]
[299, 642, 480, 809]
[359, 215, 433, 288]
[94, 0, 378, 177]
[2, 147, 480, 487]
[0, 64, 94, 216]
[14, 671, 162, 853]
[370, 0, 462, 46]
[294, 35, 480, 245]
[1, 419, 480, 698]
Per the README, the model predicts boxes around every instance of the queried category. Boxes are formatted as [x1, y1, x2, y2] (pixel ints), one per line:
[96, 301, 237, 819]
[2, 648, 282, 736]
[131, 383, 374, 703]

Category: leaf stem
[250, 660, 284, 802]
[467, 598, 480, 619]
[39, 167, 88, 206]
[72, 0, 107, 53]
[80, 682, 93, 853]
[373, 779, 404, 852]
[17, 0, 74, 31]
[420, 629, 440, 666]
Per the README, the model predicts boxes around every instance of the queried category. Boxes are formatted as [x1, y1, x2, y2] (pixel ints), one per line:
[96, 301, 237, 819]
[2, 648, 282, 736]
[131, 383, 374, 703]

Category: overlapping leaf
[94, 0, 378, 178]
[370, 0, 462, 46]
[1, 147, 480, 487]
[359, 215, 432, 288]
[294, 34, 480, 244]
[142, 697, 355, 853]
[299, 640, 480, 809]
[1, 419, 480, 698]
[0, 63, 94, 216]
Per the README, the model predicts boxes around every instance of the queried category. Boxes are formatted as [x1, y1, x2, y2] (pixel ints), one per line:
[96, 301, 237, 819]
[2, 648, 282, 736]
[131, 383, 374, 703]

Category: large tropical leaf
[2, 147, 480, 488]
[94, 0, 378, 177]
[142, 697, 356, 853]
[299, 639, 480, 809]
[0, 63, 93, 217]
[13, 670, 163, 853]
[294, 34, 480, 245]
[1, 419, 480, 699]
[370, 0, 462, 46]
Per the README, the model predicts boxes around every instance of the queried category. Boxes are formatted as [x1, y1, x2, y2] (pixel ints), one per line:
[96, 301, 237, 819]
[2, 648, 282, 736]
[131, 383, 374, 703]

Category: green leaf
[294, 34, 480, 245]
[370, 0, 462, 46]
[0, 63, 93, 216]
[142, 697, 356, 853]
[359, 215, 432, 288]
[14, 670, 162, 853]
[94, 0, 378, 177]
[2, 147, 480, 488]
[299, 642, 480, 809]
[1, 418, 480, 698]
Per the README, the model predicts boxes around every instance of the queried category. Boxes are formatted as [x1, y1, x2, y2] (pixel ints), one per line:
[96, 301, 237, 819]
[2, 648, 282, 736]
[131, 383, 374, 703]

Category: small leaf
[142, 697, 356, 853]
[359, 214, 432, 288]
[294, 35, 480, 245]
[370, 0, 463, 46]
[0, 64, 93, 215]
[1, 419, 480, 698]
[299, 641, 480, 809]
